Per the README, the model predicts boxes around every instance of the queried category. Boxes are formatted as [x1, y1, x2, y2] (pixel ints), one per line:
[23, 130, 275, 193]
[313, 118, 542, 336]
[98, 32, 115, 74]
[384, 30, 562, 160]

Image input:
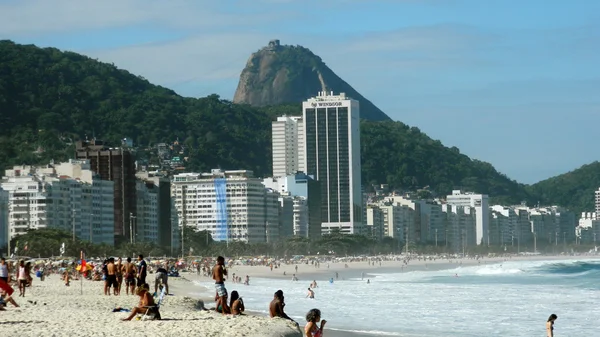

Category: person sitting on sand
[230, 291, 245, 315]
[270, 290, 296, 325]
[0, 289, 19, 309]
[304, 308, 326, 337]
[547, 314, 557, 337]
[121, 283, 160, 321]
[306, 288, 315, 299]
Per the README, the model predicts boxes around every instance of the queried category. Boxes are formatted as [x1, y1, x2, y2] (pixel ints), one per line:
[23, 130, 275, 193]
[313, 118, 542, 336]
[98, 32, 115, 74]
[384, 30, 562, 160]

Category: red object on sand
[0, 278, 14, 296]
[80, 250, 86, 273]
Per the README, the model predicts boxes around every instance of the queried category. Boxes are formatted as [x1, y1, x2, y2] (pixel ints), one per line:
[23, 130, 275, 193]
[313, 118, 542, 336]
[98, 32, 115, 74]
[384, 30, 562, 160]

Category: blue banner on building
[214, 178, 228, 241]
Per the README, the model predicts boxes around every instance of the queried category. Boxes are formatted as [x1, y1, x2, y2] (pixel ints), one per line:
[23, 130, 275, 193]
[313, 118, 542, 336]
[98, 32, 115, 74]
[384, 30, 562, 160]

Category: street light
[129, 213, 136, 244]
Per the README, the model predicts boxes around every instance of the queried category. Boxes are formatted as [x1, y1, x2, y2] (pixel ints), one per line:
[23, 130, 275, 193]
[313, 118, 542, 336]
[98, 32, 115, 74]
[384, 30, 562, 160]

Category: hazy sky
[2, 0, 598, 184]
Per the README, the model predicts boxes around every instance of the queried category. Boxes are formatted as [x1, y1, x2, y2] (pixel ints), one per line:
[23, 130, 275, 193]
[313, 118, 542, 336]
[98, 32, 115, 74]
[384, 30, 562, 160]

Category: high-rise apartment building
[172, 169, 279, 243]
[1, 161, 114, 245]
[272, 116, 305, 177]
[75, 139, 136, 244]
[595, 188, 600, 214]
[302, 91, 363, 234]
[446, 190, 489, 245]
[136, 172, 173, 249]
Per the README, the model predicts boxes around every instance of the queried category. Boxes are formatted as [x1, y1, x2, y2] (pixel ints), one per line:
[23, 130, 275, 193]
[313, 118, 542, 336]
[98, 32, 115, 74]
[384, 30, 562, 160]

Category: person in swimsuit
[212, 256, 229, 315]
[306, 288, 315, 299]
[546, 313, 557, 337]
[0, 258, 9, 283]
[105, 258, 118, 296]
[124, 257, 137, 295]
[121, 283, 160, 321]
[304, 308, 326, 337]
[270, 290, 297, 325]
[115, 257, 123, 295]
[230, 291, 245, 315]
[16, 260, 28, 297]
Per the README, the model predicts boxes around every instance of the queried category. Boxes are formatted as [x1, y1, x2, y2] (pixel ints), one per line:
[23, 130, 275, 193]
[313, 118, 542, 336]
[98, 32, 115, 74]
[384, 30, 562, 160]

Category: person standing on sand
[116, 257, 123, 295]
[270, 290, 297, 325]
[105, 258, 118, 296]
[547, 314, 557, 337]
[212, 256, 229, 315]
[16, 260, 28, 297]
[137, 254, 147, 286]
[123, 257, 137, 295]
[0, 258, 9, 283]
[304, 308, 326, 337]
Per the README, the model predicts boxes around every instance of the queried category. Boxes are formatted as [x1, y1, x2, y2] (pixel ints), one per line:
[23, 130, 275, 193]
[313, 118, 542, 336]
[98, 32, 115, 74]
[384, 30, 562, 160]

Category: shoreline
[178, 254, 593, 337]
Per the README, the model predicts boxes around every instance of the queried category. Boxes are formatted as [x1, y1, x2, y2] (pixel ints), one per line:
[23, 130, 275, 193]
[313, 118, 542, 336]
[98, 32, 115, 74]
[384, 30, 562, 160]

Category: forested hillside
[1, 40, 586, 209]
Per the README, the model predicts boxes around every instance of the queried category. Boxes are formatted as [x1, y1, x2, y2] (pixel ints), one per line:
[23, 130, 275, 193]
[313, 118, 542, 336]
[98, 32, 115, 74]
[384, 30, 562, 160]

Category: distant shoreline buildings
[0, 91, 591, 254]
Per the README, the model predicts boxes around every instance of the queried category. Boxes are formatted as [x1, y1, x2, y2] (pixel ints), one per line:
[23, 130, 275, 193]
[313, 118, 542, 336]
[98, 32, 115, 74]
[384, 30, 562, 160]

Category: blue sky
[1, 0, 598, 184]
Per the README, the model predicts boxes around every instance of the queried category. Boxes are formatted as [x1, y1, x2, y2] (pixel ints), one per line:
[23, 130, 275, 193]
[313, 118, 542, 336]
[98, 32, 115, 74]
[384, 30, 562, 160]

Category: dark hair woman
[546, 314, 557, 337]
[304, 308, 326, 337]
[229, 290, 245, 315]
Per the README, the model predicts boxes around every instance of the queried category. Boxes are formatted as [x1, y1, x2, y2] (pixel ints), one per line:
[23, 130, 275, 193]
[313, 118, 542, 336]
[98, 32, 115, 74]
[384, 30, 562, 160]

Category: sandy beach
[0, 254, 586, 337]
[0, 276, 301, 337]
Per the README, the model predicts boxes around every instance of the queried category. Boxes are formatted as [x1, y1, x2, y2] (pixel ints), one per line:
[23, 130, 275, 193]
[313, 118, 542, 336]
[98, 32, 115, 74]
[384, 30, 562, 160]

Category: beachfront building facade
[302, 91, 363, 234]
[1, 160, 115, 245]
[442, 204, 477, 253]
[171, 169, 280, 243]
[366, 205, 384, 240]
[272, 116, 305, 178]
[262, 173, 321, 239]
[136, 173, 174, 250]
[446, 190, 489, 245]
[0, 188, 8, 250]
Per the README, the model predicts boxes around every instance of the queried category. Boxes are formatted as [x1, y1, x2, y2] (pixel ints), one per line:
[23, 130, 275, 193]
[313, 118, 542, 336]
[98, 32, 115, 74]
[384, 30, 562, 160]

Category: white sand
[0, 276, 301, 337]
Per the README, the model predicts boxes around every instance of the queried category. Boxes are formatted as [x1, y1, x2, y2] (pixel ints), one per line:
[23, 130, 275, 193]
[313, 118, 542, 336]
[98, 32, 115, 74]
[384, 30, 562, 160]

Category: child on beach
[304, 308, 326, 337]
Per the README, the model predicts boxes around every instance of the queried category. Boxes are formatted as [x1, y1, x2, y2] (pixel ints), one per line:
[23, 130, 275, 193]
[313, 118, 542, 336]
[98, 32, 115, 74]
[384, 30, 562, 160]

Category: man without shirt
[105, 258, 118, 296]
[123, 257, 137, 295]
[270, 290, 297, 325]
[212, 256, 229, 315]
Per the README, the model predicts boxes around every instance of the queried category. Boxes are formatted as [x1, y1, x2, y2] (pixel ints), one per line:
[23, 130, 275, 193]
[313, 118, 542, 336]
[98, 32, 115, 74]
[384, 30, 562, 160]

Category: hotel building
[272, 116, 305, 177]
[302, 91, 363, 234]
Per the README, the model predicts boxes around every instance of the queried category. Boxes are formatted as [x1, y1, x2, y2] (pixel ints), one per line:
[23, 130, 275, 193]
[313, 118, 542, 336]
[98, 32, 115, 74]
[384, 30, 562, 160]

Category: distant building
[302, 91, 363, 234]
[172, 169, 279, 243]
[595, 188, 600, 214]
[263, 173, 321, 239]
[75, 139, 136, 244]
[446, 190, 489, 245]
[366, 206, 384, 240]
[272, 115, 304, 178]
[0, 188, 8, 249]
[1, 160, 114, 245]
[136, 172, 173, 249]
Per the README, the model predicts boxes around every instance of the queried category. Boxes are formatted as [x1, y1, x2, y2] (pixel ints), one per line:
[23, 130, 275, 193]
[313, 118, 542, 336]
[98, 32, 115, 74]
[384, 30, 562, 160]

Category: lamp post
[72, 207, 76, 242]
[129, 213, 136, 244]
[435, 229, 438, 247]
[89, 213, 94, 242]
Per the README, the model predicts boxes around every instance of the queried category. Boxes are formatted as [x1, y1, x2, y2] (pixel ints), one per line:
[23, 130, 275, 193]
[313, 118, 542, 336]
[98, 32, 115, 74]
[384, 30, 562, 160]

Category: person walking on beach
[212, 256, 229, 315]
[137, 254, 147, 286]
[547, 314, 557, 337]
[304, 308, 326, 337]
[270, 290, 297, 325]
[123, 257, 137, 295]
[154, 265, 169, 296]
[16, 260, 28, 297]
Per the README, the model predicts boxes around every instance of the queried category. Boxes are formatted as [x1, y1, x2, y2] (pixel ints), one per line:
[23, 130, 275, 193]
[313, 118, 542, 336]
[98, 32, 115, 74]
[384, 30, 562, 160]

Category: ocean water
[196, 259, 600, 336]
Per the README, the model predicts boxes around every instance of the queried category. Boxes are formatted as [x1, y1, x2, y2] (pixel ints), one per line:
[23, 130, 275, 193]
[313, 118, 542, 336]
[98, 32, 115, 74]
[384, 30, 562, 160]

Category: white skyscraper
[446, 190, 489, 245]
[272, 116, 304, 177]
[302, 91, 363, 234]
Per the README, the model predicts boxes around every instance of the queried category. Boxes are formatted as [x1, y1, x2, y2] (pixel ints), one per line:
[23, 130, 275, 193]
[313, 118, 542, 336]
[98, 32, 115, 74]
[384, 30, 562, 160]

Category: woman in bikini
[546, 313, 557, 337]
[304, 308, 326, 337]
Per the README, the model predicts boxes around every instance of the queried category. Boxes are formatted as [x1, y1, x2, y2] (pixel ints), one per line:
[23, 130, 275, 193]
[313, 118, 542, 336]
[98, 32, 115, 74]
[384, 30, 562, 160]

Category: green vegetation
[526, 162, 600, 215]
[0, 40, 594, 213]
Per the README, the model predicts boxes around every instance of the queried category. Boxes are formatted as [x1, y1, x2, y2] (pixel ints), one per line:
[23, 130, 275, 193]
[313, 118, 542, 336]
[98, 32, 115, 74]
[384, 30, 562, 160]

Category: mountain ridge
[233, 40, 391, 121]
[0, 39, 594, 214]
